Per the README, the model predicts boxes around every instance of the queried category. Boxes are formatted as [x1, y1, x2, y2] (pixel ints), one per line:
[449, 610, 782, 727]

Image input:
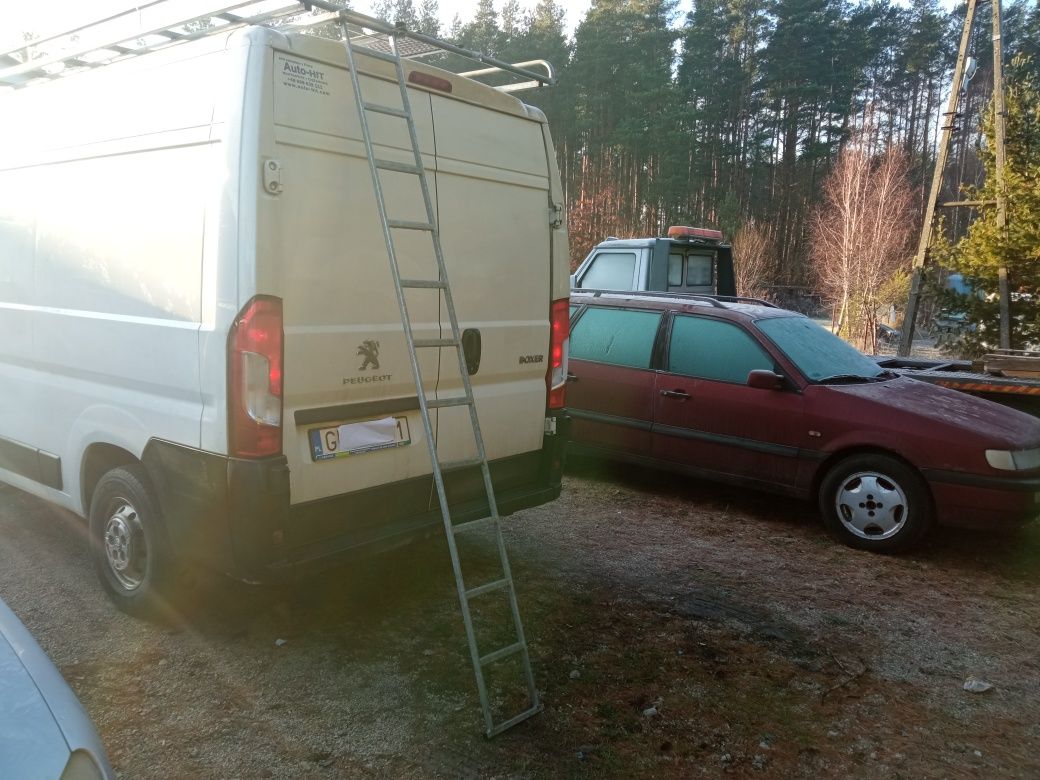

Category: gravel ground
[0, 458, 1038, 778]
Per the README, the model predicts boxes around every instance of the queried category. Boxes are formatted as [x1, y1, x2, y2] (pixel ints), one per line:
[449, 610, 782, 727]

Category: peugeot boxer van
[0, 25, 569, 615]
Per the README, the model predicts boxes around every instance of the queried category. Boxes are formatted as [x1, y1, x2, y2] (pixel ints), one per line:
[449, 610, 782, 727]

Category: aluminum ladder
[338, 25, 540, 737]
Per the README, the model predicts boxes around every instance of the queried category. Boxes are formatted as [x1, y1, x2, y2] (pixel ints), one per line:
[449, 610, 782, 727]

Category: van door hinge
[544, 416, 558, 435]
[549, 202, 564, 229]
[263, 158, 283, 195]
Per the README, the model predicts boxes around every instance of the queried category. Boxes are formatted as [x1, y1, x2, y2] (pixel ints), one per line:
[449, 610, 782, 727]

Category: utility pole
[897, 0, 980, 357]
[992, 0, 1010, 349]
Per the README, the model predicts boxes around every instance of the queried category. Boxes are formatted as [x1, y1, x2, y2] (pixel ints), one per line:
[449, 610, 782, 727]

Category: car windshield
[755, 316, 887, 382]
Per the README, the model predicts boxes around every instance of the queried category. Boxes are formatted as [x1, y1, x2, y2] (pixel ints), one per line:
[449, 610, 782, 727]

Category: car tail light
[546, 297, 569, 409]
[228, 296, 283, 458]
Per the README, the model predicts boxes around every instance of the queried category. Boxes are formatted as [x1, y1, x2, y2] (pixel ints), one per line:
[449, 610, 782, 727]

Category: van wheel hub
[104, 503, 147, 591]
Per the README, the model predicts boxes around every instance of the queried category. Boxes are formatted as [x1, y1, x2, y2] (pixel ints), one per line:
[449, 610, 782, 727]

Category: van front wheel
[89, 465, 176, 619]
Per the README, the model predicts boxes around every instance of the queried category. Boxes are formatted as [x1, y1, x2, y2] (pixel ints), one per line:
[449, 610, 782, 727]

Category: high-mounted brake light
[228, 296, 284, 458]
[408, 71, 453, 93]
[546, 298, 569, 410]
[667, 225, 724, 241]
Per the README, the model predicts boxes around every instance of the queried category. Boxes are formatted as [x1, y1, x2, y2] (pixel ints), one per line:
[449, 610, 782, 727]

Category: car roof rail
[571, 289, 778, 309]
[711, 295, 779, 308]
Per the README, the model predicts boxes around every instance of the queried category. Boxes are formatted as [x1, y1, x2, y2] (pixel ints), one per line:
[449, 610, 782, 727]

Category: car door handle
[567, 373, 579, 382]
[660, 389, 690, 399]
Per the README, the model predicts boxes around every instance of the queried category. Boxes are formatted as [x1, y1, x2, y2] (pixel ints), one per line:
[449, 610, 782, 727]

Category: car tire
[89, 464, 178, 619]
[818, 454, 933, 553]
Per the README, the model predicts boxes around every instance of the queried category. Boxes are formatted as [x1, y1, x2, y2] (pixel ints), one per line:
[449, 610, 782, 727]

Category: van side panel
[0, 40, 236, 512]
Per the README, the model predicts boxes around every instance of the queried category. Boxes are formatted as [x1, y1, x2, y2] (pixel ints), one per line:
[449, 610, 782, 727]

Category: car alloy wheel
[833, 471, 908, 541]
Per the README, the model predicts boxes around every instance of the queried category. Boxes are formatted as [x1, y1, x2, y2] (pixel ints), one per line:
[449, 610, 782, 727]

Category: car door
[567, 305, 664, 459]
[652, 314, 805, 490]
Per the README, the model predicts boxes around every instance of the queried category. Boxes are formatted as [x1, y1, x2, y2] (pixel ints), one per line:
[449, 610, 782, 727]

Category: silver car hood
[0, 598, 114, 778]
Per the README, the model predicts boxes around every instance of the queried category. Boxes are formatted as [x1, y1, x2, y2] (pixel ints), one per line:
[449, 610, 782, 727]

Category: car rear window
[570, 307, 662, 369]
[667, 315, 773, 383]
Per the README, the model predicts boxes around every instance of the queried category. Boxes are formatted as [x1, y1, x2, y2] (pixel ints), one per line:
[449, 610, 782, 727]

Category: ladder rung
[439, 457, 482, 471]
[452, 516, 497, 535]
[480, 641, 525, 667]
[375, 159, 422, 175]
[487, 704, 542, 737]
[466, 578, 511, 599]
[426, 396, 471, 409]
[400, 279, 446, 289]
[364, 102, 409, 119]
[388, 219, 436, 232]
[354, 46, 399, 64]
[413, 338, 458, 348]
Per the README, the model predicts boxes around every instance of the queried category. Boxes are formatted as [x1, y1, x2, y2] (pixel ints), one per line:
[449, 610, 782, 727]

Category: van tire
[89, 464, 178, 619]
[818, 454, 933, 553]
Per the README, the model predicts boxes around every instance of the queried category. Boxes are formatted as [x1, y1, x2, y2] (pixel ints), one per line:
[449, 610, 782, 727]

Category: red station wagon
[566, 291, 1040, 552]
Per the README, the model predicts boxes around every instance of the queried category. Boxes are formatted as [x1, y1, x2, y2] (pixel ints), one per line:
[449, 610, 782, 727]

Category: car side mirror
[747, 369, 785, 390]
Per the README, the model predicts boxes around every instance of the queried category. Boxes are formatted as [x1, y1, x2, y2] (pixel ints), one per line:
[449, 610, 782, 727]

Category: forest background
[370, 0, 1040, 296]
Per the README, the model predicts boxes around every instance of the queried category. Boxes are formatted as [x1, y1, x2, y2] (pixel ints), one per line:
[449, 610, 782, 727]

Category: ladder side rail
[308, 1, 553, 86]
[383, 32, 540, 731]
[341, 27, 497, 735]
[382, 32, 502, 736]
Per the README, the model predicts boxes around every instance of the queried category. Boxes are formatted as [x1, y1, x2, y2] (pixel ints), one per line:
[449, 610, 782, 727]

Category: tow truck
[570, 225, 736, 297]
[877, 350, 1040, 417]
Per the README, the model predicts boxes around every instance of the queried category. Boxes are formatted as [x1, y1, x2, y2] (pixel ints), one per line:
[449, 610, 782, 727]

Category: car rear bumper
[142, 415, 568, 581]
[922, 468, 1040, 528]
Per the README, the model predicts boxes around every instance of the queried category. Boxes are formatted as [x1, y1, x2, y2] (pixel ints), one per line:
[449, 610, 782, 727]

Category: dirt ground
[1, 456, 1038, 778]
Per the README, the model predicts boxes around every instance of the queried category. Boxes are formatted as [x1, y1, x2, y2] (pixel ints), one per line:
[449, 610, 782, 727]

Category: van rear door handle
[566, 373, 579, 382]
[660, 389, 690, 399]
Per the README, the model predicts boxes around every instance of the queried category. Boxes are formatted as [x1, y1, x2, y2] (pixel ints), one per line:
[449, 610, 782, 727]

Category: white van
[0, 25, 570, 615]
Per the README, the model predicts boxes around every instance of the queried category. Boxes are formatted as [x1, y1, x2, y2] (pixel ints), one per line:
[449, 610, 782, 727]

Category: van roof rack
[0, 0, 555, 91]
[572, 289, 778, 309]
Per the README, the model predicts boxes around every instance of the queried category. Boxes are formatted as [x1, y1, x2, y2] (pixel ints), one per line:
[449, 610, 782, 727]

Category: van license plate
[309, 416, 411, 461]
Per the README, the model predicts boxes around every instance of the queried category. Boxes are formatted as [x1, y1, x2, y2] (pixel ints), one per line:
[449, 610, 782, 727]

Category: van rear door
[261, 42, 552, 516]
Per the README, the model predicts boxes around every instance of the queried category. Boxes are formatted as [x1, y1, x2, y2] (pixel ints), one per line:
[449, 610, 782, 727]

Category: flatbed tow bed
[876, 352, 1040, 417]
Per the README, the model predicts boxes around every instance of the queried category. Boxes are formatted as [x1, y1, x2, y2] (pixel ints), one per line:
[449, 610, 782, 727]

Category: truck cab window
[668, 253, 683, 286]
[686, 255, 713, 287]
[580, 251, 637, 290]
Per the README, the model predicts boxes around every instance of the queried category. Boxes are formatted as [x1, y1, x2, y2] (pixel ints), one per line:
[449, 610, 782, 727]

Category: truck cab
[571, 226, 736, 297]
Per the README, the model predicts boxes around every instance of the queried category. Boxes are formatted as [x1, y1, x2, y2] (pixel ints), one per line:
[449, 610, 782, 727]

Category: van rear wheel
[89, 464, 177, 619]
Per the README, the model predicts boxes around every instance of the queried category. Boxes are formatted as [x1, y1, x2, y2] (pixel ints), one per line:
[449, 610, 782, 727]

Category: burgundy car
[566, 291, 1040, 552]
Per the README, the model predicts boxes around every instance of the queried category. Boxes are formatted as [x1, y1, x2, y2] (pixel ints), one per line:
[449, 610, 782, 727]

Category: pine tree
[936, 56, 1040, 354]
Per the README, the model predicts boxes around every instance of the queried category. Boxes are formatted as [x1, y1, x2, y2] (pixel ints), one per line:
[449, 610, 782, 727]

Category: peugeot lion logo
[357, 340, 380, 371]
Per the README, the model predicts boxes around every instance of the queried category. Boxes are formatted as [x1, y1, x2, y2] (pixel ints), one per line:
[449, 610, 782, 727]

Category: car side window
[668, 315, 773, 383]
[570, 307, 663, 369]
[579, 251, 637, 289]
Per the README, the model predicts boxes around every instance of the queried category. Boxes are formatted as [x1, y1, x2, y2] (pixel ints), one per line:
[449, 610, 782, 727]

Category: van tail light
[228, 296, 284, 458]
[546, 297, 569, 410]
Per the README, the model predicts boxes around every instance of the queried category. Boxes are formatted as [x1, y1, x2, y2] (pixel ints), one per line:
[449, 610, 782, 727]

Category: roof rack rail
[0, 0, 555, 91]
[572, 289, 778, 309]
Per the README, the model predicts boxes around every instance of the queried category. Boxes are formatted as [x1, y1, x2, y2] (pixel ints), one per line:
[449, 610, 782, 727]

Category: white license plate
[309, 416, 411, 461]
